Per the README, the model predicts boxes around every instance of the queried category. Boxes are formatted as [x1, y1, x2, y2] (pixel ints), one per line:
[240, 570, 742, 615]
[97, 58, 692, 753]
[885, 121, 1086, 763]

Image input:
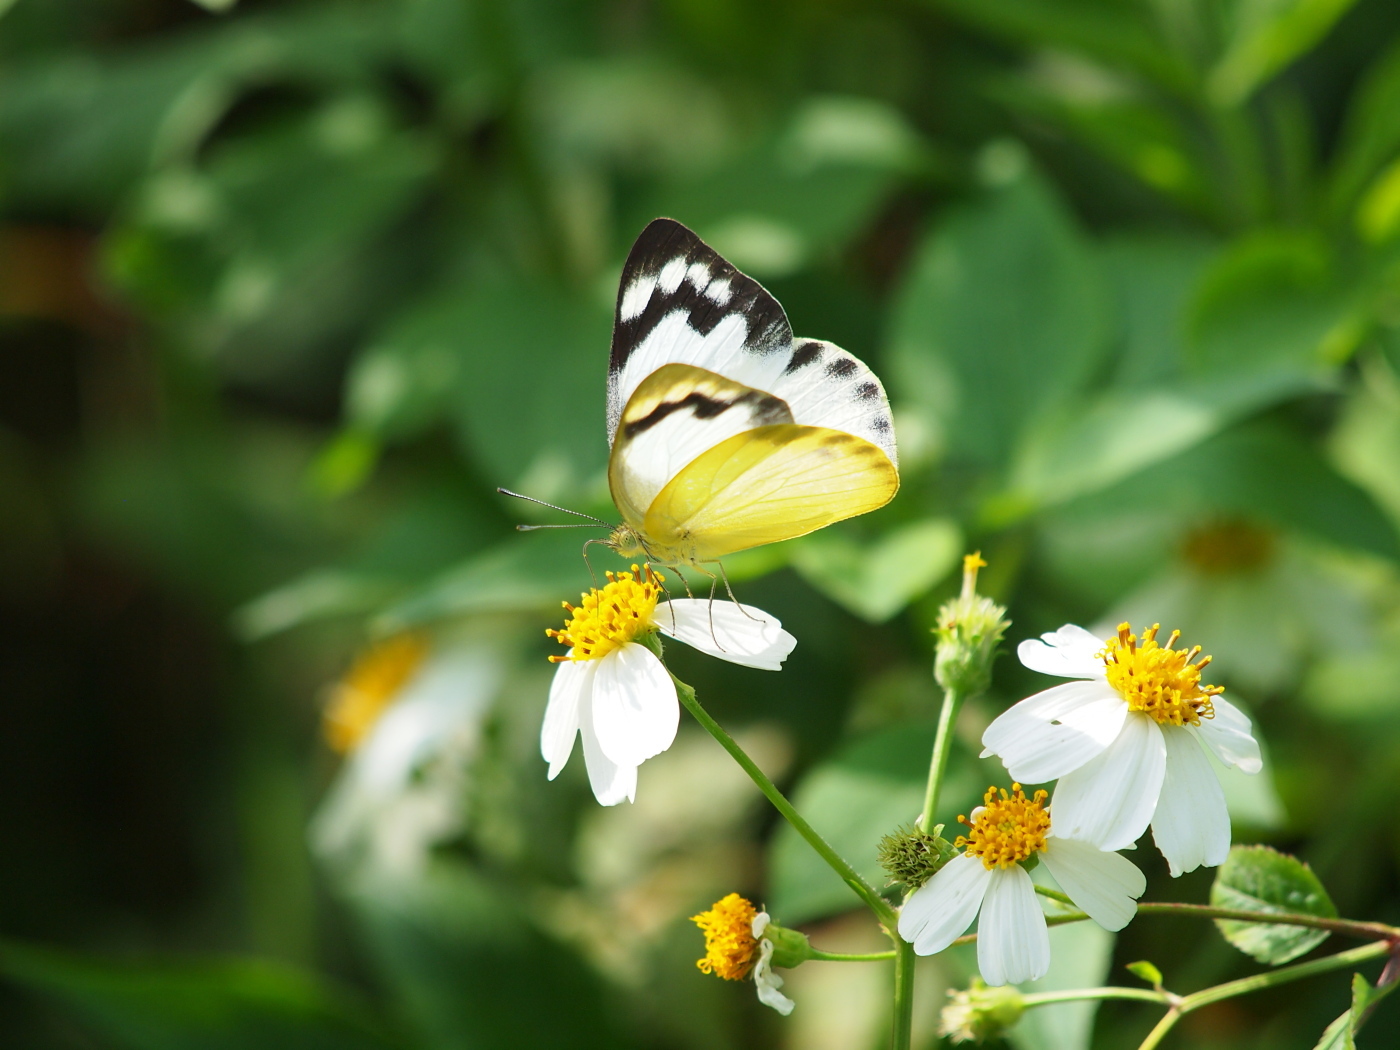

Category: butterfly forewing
[765, 339, 898, 467]
[641, 424, 900, 563]
[608, 219, 793, 446]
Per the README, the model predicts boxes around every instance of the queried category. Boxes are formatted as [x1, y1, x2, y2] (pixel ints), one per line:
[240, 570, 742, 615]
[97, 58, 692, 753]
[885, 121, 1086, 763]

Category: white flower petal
[981, 681, 1127, 784]
[590, 644, 679, 767]
[1050, 713, 1166, 851]
[752, 912, 771, 938]
[1017, 624, 1108, 679]
[753, 938, 795, 1016]
[655, 599, 796, 670]
[1151, 727, 1230, 877]
[541, 659, 591, 779]
[1196, 696, 1262, 775]
[1041, 837, 1146, 932]
[977, 865, 1050, 987]
[898, 853, 992, 956]
[578, 690, 637, 806]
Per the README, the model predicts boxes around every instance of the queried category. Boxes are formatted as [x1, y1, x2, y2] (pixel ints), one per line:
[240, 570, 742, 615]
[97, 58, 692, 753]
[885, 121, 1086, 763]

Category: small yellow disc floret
[547, 564, 664, 663]
[957, 784, 1051, 870]
[691, 893, 759, 981]
[1101, 622, 1222, 727]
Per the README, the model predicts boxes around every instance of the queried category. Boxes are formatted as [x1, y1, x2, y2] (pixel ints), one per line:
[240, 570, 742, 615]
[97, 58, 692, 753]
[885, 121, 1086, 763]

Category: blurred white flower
[312, 638, 502, 882]
[898, 785, 1144, 986]
[982, 623, 1262, 875]
[542, 565, 795, 805]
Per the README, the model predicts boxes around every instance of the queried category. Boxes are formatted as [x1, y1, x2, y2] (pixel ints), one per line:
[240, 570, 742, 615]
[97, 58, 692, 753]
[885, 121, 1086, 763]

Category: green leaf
[1209, 0, 1361, 106]
[1126, 960, 1164, 987]
[768, 724, 988, 923]
[888, 152, 1110, 471]
[1328, 39, 1400, 219]
[0, 940, 403, 1050]
[1188, 230, 1355, 384]
[1312, 971, 1400, 1050]
[930, 0, 1192, 91]
[790, 518, 962, 622]
[1210, 845, 1338, 964]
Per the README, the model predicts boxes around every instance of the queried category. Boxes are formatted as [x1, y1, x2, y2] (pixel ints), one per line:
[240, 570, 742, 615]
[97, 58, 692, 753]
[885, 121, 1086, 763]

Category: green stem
[673, 676, 897, 926]
[808, 948, 897, 962]
[1022, 987, 1170, 1008]
[1131, 940, 1393, 1050]
[918, 686, 963, 833]
[1135, 902, 1399, 942]
[1137, 1008, 1182, 1050]
[1034, 885, 1075, 907]
[1179, 940, 1391, 1011]
[891, 938, 916, 1050]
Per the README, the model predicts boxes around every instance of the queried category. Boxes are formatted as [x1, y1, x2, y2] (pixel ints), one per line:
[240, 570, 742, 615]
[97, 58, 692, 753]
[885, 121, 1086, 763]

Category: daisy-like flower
[541, 565, 796, 806]
[898, 785, 1145, 986]
[982, 623, 1263, 876]
[691, 893, 796, 1015]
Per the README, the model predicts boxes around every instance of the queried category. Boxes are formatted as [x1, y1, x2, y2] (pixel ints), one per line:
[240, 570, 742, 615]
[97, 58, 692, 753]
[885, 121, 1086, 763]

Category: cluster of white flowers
[901, 621, 1262, 986]
[537, 566, 1264, 1004]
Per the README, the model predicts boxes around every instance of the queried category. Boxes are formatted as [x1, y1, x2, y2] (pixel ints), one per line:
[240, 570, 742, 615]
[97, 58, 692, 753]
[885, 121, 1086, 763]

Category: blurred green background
[4, 0, 1400, 1047]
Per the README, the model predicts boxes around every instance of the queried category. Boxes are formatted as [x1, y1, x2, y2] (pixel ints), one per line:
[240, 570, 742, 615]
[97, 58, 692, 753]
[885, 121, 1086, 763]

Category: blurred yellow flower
[324, 634, 429, 753]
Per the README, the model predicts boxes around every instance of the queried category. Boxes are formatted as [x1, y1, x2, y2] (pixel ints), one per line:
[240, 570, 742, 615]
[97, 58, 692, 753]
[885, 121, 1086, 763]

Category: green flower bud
[877, 823, 958, 892]
[933, 553, 1009, 697]
[761, 920, 812, 969]
[939, 979, 1025, 1044]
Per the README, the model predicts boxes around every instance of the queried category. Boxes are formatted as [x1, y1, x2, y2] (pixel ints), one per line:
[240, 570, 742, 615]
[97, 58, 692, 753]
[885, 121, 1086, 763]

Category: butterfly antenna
[496, 487, 610, 525]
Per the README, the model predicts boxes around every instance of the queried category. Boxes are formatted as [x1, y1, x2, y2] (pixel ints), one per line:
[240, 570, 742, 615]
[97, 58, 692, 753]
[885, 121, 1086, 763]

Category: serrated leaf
[1126, 960, 1163, 987]
[1211, 845, 1337, 964]
[1312, 971, 1400, 1050]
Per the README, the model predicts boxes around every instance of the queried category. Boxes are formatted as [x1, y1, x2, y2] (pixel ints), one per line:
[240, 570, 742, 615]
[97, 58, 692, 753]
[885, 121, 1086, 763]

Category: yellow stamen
[1101, 622, 1223, 727]
[323, 634, 429, 753]
[547, 564, 664, 663]
[961, 551, 988, 599]
[957, 784, 1051, 870]
[691, 893, 759, 981]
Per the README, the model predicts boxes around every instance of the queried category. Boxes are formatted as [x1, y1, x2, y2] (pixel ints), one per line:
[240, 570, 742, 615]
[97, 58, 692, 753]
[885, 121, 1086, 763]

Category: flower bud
[758, 919, 812, 969]
[939, 979, 1025, 1044]
[933, 553, 1009, 697]
[877, 823, 958, 892]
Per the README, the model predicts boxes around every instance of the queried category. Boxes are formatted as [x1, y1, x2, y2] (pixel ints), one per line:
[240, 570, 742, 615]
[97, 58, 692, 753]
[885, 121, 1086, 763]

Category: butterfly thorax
[606, 521, 700, 568]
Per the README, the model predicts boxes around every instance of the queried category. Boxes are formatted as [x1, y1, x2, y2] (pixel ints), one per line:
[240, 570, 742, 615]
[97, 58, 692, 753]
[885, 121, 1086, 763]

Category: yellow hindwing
[641, 423, 899, 563]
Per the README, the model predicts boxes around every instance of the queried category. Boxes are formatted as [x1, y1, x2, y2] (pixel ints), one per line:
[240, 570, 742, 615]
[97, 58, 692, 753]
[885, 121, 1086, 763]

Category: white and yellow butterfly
[595, 218, 899, 572]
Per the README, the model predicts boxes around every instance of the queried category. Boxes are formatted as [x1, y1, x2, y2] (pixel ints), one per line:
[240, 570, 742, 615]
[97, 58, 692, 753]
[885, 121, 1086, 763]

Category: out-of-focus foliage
[3, 0, 1400, 1048]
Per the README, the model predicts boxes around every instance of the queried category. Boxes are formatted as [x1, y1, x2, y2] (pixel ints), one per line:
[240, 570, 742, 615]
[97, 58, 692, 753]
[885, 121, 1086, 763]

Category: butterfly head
[606, 522, 649, 560]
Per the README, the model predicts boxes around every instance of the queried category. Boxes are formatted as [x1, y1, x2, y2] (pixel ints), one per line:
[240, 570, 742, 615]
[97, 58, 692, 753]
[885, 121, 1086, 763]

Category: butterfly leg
[687, 564, 731, 652]
[580, 538, 610, 588]
[704, 559, 762, 622]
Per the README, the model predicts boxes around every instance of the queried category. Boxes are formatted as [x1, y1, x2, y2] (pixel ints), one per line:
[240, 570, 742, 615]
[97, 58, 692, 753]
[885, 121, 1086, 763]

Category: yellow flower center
[1101, 622, 1222, 727]
[957, 784, 1051, 870]
[323, 634, 429, 753]
[547, 564, 664, 663]
[691, 893, 759, 981]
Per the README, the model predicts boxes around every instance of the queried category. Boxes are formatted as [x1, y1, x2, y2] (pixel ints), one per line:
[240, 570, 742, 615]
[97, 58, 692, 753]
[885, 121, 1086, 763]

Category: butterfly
[599, 218, 899, 571]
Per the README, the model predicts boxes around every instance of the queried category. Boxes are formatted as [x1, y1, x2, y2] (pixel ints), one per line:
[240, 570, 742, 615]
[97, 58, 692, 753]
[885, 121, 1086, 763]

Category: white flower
[751, 913, 796, 1016]
[542, 566, 796, 805]
[982, 623, 1263, 876]
[313, 640, 501, 881]
[898, 785, 1145, 986]
[692, 893, 796, 1015]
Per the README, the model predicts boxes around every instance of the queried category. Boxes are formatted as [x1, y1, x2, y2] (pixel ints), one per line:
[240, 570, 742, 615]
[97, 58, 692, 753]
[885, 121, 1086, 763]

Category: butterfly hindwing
[608, 363, 794, 530]
[640, 423, 900, 563]
[764, 338, 898, 467]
